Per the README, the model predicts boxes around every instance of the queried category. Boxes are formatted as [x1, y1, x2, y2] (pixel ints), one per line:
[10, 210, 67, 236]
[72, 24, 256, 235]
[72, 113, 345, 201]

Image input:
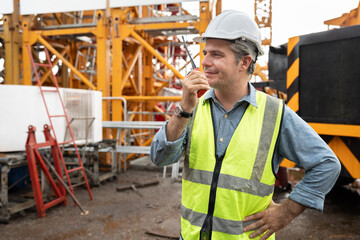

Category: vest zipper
[199, 100, 226, 240]
[199, 154, 225, 240]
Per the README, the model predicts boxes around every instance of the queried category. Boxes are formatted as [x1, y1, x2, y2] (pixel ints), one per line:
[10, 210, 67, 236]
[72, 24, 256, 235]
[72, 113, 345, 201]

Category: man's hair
[229, 41, 257, 75]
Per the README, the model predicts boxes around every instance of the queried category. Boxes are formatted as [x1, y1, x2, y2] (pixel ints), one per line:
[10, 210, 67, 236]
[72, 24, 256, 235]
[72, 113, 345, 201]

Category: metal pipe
[38, 23, 97, 30]
[113, 96, 181, 102]
[40, 152, 89, 215]
[128, 111, 172, 115]
[102, 96, 127, 121]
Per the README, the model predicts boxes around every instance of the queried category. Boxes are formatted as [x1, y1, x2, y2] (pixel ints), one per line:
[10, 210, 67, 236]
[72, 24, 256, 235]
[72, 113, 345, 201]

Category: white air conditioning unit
[0, 85, 102, 152]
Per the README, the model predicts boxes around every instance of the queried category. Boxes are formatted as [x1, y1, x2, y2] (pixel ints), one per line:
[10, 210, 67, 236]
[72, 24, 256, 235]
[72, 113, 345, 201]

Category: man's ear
[238, 55, 253, 72]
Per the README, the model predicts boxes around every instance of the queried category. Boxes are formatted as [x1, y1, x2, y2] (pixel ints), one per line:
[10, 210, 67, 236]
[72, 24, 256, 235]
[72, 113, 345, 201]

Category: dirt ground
[1, 167, 360, 240]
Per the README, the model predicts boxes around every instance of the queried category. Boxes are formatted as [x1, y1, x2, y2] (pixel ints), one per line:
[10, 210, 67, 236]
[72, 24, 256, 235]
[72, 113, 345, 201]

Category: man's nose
[202, 55, 211, 68]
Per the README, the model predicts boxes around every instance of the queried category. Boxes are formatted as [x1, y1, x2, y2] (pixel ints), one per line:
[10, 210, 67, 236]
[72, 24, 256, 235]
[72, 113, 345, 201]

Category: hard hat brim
[193, 36, 206, 43]
[193, 35, 265, 56]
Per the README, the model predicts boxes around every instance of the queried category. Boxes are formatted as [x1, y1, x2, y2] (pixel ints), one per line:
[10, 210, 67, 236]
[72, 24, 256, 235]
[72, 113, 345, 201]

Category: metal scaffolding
[0, 0, 220, 166]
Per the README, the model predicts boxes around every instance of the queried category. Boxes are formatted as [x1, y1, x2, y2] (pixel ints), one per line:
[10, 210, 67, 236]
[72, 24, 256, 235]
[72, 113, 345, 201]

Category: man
[150, 10, 340, 240]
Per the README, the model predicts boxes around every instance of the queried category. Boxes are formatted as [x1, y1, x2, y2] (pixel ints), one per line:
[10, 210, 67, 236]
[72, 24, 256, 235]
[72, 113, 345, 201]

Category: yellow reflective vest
[181, 91, 284, 240]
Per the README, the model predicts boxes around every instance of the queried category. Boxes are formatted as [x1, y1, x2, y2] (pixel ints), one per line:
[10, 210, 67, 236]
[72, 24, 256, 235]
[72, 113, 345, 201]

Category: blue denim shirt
[150, 83, 341, 211]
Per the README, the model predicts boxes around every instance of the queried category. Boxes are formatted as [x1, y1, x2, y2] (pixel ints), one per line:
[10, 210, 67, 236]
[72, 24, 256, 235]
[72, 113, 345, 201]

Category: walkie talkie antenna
[181, 36, 197, 70]
[181, 36, 207, 98]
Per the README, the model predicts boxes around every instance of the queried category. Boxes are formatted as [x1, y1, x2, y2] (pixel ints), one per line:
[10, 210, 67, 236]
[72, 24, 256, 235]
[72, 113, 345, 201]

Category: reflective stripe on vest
[183, 167, 274, 197]
[181, 91, 283, 240]
[181, 205, 259, 235]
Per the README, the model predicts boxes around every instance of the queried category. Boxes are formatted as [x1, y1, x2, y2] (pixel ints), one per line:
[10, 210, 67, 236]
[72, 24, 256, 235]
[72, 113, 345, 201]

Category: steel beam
[120, 45, 143, 92]
[111, 8, 125, 122]
[3, 13, 20, 84]
[198, 1, 210, 68]
[37, 36, 96, 90]
[40, 46, 69, 84]
[130, 30, 183, 80]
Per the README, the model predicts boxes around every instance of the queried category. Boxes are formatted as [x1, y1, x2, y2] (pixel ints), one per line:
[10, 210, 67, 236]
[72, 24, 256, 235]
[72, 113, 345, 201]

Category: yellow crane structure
[253, 0, 272, 82]
[0, 0, 283, 167]
[0, 0, 222, 166]
[324, 1, 360, 27]
[253, 0, 287, 100]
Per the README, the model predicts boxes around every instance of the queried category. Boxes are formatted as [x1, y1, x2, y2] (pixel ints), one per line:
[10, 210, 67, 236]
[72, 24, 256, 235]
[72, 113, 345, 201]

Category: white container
[0, 85, 102, 152]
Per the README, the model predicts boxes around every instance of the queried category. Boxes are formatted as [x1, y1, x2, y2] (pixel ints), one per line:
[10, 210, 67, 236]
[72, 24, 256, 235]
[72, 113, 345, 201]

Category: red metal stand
[26, 45, 93, 201]
[25, 125, 68, 217]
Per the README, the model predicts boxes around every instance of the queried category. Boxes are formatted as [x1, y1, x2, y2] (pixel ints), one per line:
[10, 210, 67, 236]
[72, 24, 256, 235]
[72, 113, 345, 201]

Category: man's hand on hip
[243, 199, 306, 240]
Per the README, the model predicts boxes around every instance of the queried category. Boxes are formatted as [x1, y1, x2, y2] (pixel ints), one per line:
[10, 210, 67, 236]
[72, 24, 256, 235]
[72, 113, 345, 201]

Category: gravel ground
[1, 168, 359, 240]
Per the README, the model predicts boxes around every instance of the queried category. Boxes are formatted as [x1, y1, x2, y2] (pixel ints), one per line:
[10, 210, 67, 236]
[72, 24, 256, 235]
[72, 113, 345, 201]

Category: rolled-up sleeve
[276, 106, 341, 211]
[150, 121, 187, 166]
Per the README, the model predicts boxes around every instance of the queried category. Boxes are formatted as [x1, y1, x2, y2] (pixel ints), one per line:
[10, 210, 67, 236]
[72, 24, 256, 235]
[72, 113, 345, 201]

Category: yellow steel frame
[324, 1, 360, 27]
[309, 123, 360, 138]
[40, 46, 70, 85]
[253, 0, 272, 82]
[2, 0, 19, 84]
[12, 1, 360, 176]
[39, 36, 97, 90]
[3, 1, 223, 165]
[198, 1, 211, 67]
[329, 137, 360, 179]
[3, 14, 20, 84]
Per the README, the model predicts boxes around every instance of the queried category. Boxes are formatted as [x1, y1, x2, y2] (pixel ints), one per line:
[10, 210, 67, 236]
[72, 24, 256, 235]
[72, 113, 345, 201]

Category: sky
[222, 0, 359, 46]
[181, 0, 359, 71]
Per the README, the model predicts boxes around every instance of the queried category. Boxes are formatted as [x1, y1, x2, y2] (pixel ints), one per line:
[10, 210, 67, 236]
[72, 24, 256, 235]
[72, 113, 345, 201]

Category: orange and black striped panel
[286, 36, 300, 113]
[327, 136, 360, 180]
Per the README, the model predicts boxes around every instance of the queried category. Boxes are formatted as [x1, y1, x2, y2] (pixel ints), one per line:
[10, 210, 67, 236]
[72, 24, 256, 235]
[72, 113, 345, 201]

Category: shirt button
[224, 114, 228, 118]
[219, 137, 224, 142]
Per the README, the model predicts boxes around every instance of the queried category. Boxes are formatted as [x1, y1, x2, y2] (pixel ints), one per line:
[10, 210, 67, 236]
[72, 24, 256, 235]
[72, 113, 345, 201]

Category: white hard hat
[193, 10, 264, 56]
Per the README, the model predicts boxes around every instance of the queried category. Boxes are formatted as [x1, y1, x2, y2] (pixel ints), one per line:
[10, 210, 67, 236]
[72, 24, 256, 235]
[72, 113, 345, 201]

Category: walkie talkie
[181, 36, 207, 98]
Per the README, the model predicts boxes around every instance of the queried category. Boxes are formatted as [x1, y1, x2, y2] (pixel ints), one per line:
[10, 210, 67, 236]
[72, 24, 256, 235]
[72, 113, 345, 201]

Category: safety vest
[181, 91, 284, 240]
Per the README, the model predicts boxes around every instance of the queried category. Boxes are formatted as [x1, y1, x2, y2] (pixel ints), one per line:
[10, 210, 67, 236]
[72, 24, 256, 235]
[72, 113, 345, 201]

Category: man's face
[202, 39, 240, 90]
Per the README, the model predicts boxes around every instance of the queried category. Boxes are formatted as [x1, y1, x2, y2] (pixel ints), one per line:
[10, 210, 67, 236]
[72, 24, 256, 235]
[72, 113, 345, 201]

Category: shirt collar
[202, 82, 258, 108]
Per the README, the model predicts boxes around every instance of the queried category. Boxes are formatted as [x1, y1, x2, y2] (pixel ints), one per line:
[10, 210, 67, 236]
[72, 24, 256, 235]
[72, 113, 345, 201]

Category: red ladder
[26, 45, 93, 201]
[26, 125, 89, 217]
